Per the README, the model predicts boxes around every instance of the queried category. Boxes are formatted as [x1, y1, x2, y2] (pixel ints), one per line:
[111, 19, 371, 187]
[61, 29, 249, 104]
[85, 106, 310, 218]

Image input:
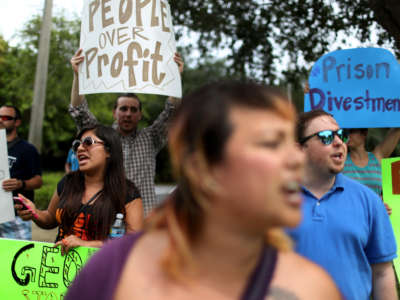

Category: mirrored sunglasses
[300, 129, 349, 145]
[72, 136, 105, 152]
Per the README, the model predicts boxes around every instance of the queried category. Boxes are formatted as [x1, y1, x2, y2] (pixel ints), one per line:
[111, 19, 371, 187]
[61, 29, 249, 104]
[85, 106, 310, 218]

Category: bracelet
[21, 180, 26, 189]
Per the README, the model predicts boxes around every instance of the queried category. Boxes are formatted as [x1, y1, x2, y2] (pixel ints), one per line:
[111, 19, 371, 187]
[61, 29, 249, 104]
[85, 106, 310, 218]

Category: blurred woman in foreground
[66, 81, 341, 299]
[16, 125, 143, 253]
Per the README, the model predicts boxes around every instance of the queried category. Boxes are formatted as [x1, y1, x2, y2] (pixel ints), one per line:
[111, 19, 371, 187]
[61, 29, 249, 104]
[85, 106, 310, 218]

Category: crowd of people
[0, 48, 396, 299]
[65, 81, 341, 300]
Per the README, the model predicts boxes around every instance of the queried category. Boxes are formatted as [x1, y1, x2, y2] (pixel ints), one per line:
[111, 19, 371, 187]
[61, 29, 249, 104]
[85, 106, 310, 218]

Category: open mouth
[78, 154, 89, 164]
[331, 152, 344, 161]
[282, 181, 302, 206]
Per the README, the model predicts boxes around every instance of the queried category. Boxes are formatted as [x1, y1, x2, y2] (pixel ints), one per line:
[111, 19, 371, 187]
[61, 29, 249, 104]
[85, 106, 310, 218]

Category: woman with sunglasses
[16, 125, 143, 252]
[65, 81, 341, 300]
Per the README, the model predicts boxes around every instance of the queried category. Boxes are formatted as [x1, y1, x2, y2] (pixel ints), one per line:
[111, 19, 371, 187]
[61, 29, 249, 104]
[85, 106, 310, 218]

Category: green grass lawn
[35, 171, 64, 209]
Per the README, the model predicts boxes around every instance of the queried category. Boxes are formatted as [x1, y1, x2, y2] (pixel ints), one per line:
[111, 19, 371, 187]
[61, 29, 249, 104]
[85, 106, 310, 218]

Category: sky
[0, 1, 392, 80]
[0, 0, 83, 44]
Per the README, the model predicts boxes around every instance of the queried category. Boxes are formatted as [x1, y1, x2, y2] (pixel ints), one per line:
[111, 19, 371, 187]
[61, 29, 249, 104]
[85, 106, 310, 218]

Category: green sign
[381, 157, 400, 279]
[0, 238, 98, 299]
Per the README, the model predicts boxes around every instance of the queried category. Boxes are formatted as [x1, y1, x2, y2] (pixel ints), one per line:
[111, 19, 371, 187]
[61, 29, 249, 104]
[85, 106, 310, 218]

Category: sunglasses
[300, 129, 349, 145]
[0, 115, 16, 121]
[72, 136, 105, 152]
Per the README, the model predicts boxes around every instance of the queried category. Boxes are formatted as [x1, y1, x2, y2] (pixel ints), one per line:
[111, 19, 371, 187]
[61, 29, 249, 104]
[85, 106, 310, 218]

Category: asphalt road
[32, 222, 58, 242]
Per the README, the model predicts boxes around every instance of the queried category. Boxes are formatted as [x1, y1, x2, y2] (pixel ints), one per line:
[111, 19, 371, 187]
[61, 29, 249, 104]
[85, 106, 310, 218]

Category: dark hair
[2, 105, 21, 120]
[148, 80, 296, 278]
[296, 109, 333, 143]
[172, 81, 295, 168]
[348, 128, 368, 135]
[114, 93, 142, 111]
[59, 124, 135, 240]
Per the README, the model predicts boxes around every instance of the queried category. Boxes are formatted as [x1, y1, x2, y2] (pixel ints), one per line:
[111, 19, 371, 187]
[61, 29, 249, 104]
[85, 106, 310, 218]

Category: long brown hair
[147, 81, 296, 279]
[59, 125, 129, 240]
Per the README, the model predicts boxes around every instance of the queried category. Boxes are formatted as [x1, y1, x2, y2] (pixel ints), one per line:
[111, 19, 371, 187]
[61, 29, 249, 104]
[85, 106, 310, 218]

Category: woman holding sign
[65, 81, 341, 300]
[16, 125, 143, 253]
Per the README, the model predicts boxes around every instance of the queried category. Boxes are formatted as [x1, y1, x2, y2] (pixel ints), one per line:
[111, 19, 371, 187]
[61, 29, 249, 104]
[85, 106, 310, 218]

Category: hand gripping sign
[0, 238, 98, 299]
[304, 48, 400, 128]
[0, 129, 14, 224]
[79, 0, 182, 98]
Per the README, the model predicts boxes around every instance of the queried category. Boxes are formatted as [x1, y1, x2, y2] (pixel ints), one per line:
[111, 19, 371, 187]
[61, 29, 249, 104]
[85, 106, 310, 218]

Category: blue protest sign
[304, 48, 400, 128]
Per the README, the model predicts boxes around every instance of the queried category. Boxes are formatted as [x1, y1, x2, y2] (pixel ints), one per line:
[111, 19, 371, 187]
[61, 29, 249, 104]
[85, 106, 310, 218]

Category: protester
[69, 49, 184, 216]
[65, 148, 79, 173]
[343, 128, 400, 208]
[288, 109, 397, 300]
[16, 125, 143, 253]
[65, 81, 341, 300]
[304, 83, 399, 214]
[0, 105, 42, 240]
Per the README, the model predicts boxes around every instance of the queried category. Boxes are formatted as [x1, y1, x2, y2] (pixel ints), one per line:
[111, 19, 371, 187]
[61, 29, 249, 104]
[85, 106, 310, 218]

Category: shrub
[35, 171, 64, 209]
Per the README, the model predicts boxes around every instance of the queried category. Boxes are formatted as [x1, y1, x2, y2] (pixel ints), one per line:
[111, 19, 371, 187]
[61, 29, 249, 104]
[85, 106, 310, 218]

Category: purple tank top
[65, 233, 277, 300]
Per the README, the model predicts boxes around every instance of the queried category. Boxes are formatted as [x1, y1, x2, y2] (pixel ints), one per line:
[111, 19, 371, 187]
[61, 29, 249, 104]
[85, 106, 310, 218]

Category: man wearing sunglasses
[0, 105, 42, 240]
[287, 109, 397, 300]
[69, 49, 184, 216]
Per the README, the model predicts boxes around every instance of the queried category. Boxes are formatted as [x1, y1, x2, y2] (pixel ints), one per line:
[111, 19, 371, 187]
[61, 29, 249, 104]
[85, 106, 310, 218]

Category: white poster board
[79, 0, 182, 98]
[0, 129, 14, 224]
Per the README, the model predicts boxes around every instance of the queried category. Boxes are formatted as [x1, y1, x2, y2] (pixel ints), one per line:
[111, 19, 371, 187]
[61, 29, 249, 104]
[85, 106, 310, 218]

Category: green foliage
[22, 15, 81, 156]
[35, 171, 64, 210]
[171, 0, 398, 88]
[1, 3, 399, 179]
[0, 14, 81, 163]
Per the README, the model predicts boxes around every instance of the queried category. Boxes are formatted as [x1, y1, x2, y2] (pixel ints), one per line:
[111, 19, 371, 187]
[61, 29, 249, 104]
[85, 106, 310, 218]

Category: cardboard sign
[381, 157, 400, 279]
[0, 238, 98, 299]
[0, 129, 15, 224]
[79, 0, 182, 98]
[304, 48, 400, 128]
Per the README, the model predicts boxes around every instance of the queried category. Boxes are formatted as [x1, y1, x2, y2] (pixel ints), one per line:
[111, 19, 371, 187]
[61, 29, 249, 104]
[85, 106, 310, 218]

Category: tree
[359, 0, 400, 51]
[171, 0, 400, 86]
[17, 15, 81, 159]
[2, 14, 230, 173]
[0, 15, 83, 168]
[29, 0, 53, 153]
[3, 1, 400, 170]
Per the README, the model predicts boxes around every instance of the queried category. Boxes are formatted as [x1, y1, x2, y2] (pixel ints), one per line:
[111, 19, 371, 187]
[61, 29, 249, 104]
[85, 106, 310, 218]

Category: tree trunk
[28, 0, 53, 153]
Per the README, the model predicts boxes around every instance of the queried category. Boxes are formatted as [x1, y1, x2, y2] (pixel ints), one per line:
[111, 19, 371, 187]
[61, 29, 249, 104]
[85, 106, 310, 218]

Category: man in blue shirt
[65, 148, 79, 172]
[288, 109, 397, 300]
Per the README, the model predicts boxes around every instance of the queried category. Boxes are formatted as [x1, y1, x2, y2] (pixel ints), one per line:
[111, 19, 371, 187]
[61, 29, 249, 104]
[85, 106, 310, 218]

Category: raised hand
[71, 48, 85, 74]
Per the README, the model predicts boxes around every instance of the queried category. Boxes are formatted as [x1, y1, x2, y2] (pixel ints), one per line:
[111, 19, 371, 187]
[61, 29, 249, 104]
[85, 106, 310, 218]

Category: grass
[35, 171, 64, 209]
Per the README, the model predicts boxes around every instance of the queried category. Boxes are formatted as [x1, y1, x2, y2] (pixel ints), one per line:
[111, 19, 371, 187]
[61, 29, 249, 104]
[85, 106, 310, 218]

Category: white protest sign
[79, 0, 182, 98]
[0, 129, 14, 224]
